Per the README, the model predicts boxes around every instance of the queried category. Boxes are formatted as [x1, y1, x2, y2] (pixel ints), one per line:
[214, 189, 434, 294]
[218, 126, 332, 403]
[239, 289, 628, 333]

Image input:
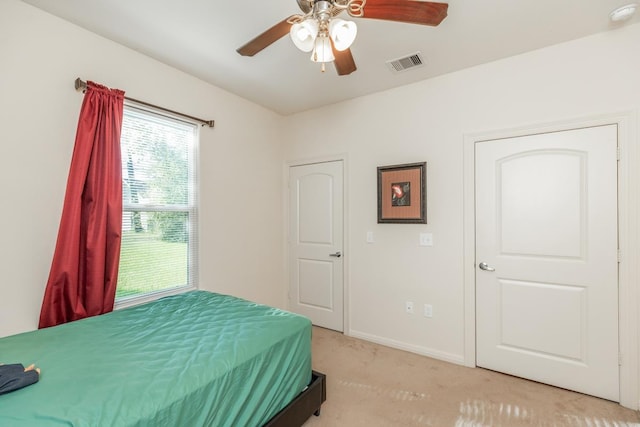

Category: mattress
[0, 290, 312, 426]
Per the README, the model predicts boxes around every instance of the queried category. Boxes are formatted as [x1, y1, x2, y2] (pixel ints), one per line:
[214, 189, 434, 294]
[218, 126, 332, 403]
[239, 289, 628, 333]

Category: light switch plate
[366, 231, 374, 243]
[424, 304, 433, 318]
[419, 233, 433, 247]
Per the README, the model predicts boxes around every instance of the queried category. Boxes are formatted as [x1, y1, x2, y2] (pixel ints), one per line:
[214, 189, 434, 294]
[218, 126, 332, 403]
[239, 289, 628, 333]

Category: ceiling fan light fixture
[310, 35, 335, 63]
[237, 0, 450, 76]
[329, 19, 357, 51]
[290, 19, 319, 52]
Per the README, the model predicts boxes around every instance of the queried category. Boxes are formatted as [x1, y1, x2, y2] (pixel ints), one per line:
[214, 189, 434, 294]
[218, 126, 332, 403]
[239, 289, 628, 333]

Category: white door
[475, 125, 619, 401]
[289, 161, 344, 331]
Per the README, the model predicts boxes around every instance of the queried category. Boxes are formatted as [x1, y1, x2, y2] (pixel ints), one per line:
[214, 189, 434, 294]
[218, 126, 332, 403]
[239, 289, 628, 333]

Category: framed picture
[377, 162, 426, 224]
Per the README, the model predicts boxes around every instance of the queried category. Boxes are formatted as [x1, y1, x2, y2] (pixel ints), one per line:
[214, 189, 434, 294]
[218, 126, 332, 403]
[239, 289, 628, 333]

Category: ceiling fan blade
[360, 0, 448, 26]
[332, 42, 357, 76]
[237, 17, 295, 57]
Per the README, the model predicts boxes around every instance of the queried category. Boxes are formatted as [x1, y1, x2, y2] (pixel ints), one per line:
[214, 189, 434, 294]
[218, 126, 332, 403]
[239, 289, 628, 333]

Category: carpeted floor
[303, 326, 640, 427]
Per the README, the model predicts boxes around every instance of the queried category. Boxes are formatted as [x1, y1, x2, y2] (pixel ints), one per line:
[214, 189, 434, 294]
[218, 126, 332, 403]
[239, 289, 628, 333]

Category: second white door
[289, 161, 344, 331]
[475, 125, 619, 401]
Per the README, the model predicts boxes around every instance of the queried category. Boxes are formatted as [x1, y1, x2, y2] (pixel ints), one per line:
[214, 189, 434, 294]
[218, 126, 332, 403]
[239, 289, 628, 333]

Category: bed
[0, 290, 326, 426]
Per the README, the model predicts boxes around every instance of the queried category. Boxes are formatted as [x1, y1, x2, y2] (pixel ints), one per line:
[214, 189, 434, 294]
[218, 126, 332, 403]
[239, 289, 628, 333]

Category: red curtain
[39, 82, 125, 329]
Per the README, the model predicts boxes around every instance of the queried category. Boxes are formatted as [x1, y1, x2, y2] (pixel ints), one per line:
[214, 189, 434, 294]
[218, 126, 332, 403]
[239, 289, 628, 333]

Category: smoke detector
[610, 3, 637, 22]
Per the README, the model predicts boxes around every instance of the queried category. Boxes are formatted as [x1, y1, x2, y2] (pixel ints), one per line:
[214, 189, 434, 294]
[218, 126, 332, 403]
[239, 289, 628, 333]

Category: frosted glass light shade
[290, 19, 319, 52]
[329, 19, 357, 51]
[310, 35, 335, 63]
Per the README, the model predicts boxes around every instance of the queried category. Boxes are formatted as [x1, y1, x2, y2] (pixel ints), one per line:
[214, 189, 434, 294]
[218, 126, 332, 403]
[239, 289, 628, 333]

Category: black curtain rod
[74, 78, 215, 128]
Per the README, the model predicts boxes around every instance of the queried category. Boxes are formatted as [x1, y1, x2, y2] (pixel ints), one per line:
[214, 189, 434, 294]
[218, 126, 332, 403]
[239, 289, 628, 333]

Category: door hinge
[618, 249, 622, 263]
[619, 352, 623, 366]
[616, 146, 621, 161]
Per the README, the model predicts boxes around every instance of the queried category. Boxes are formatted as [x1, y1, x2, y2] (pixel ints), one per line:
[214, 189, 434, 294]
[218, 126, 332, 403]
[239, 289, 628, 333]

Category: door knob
[329, 251, 342, 258]
[478, 262, 495, 272]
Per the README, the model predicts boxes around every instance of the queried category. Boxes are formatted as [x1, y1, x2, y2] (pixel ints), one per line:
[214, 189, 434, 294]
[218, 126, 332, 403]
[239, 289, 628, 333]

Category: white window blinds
[117, 105, 198, 303]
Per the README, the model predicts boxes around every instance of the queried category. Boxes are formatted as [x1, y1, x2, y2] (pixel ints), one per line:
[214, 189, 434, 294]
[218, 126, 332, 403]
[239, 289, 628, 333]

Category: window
[116, 105, 198, 304]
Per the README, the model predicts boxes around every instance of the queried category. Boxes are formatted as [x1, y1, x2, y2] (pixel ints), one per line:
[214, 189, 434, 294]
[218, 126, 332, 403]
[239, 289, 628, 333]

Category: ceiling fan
[237, 0, 448, 75]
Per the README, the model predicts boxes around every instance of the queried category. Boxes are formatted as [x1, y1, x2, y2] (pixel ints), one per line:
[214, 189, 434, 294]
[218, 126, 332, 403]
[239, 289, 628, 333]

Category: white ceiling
[21, 0, 639, 115]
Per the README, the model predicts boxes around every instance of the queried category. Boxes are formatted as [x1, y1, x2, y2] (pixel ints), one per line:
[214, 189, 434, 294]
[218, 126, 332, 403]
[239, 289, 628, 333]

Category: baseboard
[348, 329, 465, 366]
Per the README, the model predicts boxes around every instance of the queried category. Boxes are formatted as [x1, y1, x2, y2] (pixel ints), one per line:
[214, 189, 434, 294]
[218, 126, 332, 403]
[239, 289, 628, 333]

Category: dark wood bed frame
[264, 371, 326, 427]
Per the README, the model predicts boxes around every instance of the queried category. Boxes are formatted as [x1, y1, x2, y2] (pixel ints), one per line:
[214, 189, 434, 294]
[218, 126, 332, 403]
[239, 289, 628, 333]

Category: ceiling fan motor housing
[296, 0, 314, 14]
[298, 0, 352, 17]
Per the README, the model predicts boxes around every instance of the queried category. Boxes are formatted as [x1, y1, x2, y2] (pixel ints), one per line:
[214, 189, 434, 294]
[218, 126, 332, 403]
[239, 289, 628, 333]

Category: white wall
[0, 0, 286, 337]
[283, 24, 640, 367]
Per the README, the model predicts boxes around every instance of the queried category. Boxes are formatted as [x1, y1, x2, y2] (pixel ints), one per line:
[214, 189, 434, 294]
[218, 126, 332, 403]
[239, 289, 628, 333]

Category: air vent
[386, 52, 425, 74]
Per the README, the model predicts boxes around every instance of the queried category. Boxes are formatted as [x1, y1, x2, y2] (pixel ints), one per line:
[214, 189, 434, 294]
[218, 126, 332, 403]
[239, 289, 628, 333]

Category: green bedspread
[0, 291, 312, 426]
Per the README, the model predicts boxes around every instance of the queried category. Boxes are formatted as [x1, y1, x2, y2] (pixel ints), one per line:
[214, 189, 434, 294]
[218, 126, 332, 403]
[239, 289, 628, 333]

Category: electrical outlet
[405, 301, 414, 314]
[424, 304, 433, 318]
